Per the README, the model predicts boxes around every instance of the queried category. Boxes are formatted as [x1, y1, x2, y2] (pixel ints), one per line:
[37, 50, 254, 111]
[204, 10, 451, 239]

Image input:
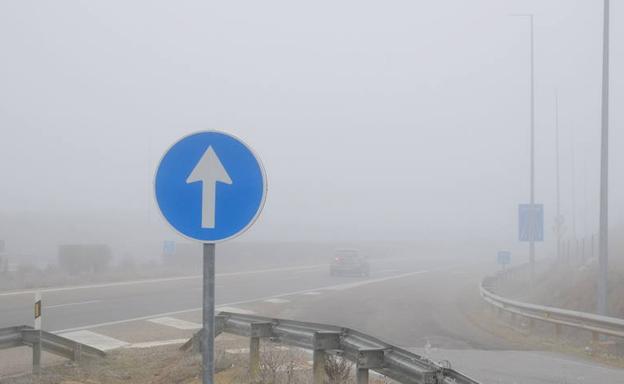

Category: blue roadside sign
[518, 203, 544, 242]
[163, 240, 176, 255]
[497, 251, 511, 266]
[154, 131, 267, 243]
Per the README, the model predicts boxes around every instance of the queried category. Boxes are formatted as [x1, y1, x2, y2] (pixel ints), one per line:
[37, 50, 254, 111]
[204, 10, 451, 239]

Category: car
[329, 249, 370, 277]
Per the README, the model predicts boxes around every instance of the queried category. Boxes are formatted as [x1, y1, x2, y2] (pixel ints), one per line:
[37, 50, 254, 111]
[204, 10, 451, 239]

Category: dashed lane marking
[264, 298, 290, 304]
[148, 317, 202, 330]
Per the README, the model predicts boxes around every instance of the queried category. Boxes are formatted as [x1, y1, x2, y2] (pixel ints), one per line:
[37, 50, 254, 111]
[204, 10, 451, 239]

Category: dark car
[329, 249, 370, 277]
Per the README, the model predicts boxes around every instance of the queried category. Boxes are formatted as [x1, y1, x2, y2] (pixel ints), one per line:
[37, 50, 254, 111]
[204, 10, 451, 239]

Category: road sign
[497, 251, 511, 266]
[155, 131, 267, 243]
[163, 240, 176, 256]
[519, 203, 544, 242]
[154, 131, 266, 384]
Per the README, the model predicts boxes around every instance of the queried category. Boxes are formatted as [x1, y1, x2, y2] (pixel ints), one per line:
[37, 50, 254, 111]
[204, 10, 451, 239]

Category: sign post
[497, 251, 511, 270]
[202, 243, 215, 383]
[155, 131, 267, 384]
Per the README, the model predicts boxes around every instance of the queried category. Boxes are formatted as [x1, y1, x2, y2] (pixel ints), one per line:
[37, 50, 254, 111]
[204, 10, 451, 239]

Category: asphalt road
[1, 255, 623, 383]
[0, 257, 439, 332]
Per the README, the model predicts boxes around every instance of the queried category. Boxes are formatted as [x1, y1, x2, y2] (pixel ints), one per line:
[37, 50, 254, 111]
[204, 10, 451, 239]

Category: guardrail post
[249, 336, 260, 382]
[555, 324, 561, 340]
[312, 331, 341, 384]
[312, 349, 326, 384]
[72, 342, 82, 362]
[249, 322, 272, 383]
[356, 349, 384, 384]
[356, 367, 369, 384]
[32, 330, 41, 375]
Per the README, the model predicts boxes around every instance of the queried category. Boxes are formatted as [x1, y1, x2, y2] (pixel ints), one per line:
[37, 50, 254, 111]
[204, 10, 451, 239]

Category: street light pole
[555, 92, 562, 261]
[597, 0, 610, 316]
[529, 14, 536, 283]
[512, 13, 536, 282]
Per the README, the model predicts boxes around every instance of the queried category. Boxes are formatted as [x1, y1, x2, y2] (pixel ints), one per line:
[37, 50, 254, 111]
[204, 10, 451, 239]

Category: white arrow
[186, 146, 232, 228]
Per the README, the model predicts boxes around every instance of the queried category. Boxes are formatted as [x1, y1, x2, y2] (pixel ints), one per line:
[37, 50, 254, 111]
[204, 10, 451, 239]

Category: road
[1, 255, 623, 383]
[0, 258, 431, 332]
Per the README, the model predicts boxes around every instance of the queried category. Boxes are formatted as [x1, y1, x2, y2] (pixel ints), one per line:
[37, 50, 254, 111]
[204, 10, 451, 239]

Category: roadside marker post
[33, 291, 42, 374]
[34, 291, 42, 330]
[155, 131, 267, 384]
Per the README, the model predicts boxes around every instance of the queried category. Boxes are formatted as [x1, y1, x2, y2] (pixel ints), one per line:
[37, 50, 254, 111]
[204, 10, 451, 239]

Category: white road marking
[302, 292, 321, 295]
[59, 330, 129, 351]
[226, 348, 249, 354]
[125, 339, 188, 349]
[46, 300, 101, 309]
[55, 308, 204, 334]
[148, 317, 201, 330]
[264, 298, 290, 304]
[53, 266, 450, 334]
[227, 346, 289, 354]
[217, 306, 255, 315]
[327, 270, 429, 291]
[376, 269, 400, 274]
[0, 264, 327, 297]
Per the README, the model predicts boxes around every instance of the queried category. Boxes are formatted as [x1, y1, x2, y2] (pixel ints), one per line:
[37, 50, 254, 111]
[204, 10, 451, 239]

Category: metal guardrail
[480, 266, 624, 341]
[182, 312, 481, 384]
[0, 325, 105, 373]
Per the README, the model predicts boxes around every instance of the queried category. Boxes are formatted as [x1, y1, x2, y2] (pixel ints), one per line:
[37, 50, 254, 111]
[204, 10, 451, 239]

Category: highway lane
[0, 256, 440, 332]
[3, 254, 623, 383]
[237, 261, 624, 383]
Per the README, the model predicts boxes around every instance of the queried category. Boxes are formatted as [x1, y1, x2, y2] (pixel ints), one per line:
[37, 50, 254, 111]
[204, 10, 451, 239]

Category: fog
[1, 0, 622, 264]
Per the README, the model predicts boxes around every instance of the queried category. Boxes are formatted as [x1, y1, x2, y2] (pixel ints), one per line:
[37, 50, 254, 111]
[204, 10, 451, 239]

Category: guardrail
[480, 266, 624, 342]
[0, 325, 105, 374]
[182, 311, 481, 384]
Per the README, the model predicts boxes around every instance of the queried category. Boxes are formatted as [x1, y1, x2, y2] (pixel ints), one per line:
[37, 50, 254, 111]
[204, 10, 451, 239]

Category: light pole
[555, 92, 562, 261]
[511, 13, 536, 282]
[597, 0, 610, 316]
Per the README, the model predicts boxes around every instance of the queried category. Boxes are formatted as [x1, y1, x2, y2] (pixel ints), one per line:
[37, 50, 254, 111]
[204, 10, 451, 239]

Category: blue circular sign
[155, 131, 267, 242]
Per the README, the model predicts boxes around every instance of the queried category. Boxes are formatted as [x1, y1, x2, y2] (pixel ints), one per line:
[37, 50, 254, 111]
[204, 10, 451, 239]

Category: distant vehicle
[329, 249, 370, 277]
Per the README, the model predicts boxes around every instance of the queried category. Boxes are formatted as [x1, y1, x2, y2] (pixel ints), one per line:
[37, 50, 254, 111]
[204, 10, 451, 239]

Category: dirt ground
[1, 345, 211, 384]
[0, 340, 392, 384]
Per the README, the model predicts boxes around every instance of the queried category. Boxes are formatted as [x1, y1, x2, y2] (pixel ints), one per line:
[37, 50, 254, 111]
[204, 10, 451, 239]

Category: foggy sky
[0, 1, 622, 260]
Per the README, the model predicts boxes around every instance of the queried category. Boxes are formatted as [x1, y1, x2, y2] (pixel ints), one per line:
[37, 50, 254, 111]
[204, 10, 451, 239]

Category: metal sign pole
[202, 243, 216, 384]
[597, 0, 610, 317]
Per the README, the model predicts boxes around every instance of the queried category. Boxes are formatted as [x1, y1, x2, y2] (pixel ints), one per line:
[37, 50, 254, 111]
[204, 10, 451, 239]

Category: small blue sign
[519, 203, 544, 242]
[155, 132, 267, 243]
[497, 251, 511, 266]
[163, 240, 176, 255]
